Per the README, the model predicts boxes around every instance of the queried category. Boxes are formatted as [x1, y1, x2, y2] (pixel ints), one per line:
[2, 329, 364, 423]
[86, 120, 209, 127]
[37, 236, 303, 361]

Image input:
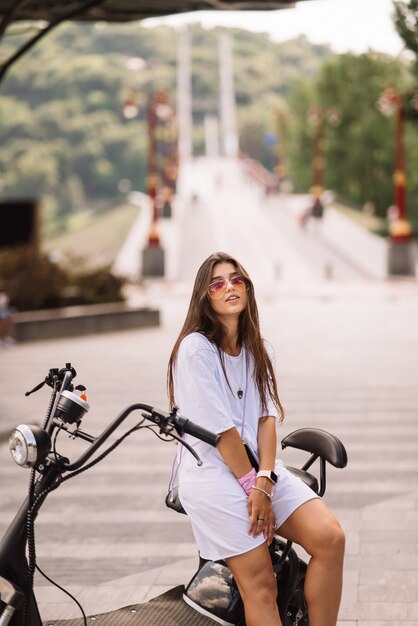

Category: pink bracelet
[238, 468, 257, 495]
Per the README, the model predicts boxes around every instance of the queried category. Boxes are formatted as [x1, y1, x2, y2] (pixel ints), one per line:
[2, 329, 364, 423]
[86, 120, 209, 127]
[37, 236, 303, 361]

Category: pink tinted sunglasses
[208, 275, 247, 300]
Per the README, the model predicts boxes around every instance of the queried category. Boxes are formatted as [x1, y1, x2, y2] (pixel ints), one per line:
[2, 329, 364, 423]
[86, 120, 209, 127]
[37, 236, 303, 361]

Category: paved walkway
[1, 158, 418, 625]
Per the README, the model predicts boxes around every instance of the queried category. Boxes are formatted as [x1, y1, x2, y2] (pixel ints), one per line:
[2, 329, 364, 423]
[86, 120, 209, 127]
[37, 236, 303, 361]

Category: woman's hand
[247, 489, 274, 541]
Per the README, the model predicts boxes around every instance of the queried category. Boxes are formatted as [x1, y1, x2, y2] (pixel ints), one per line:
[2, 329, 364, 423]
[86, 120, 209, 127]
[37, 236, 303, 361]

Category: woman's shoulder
[178, 332, 217, 359]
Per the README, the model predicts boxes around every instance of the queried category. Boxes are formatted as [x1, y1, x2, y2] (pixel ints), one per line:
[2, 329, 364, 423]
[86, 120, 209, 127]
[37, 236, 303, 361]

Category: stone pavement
[2, 157, 418, 625]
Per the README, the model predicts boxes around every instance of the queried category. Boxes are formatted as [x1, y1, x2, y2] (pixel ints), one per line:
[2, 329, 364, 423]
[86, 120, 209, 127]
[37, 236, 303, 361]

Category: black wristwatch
[257, 470, 278, 484]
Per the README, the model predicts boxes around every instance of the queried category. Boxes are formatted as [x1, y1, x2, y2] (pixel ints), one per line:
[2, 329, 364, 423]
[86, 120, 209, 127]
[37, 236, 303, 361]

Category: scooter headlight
[9, 425, 51, 468]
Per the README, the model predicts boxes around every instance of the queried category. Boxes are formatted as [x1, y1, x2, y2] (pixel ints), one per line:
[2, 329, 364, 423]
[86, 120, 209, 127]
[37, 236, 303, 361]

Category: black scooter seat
[281, 428, 348, 468]
[285, 466, 319, 494]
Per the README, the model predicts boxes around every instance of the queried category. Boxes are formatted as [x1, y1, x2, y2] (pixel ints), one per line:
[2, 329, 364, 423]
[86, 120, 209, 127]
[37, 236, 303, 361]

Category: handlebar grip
[175, 416, 220, 447]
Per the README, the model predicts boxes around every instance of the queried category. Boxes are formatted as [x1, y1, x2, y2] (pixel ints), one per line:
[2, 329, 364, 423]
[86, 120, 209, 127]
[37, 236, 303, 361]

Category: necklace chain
[227, 348, 246, 400]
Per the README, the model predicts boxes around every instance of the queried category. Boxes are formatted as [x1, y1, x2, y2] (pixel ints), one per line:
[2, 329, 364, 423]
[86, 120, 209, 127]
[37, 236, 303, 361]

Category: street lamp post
[309, 107, 325, 203]
[377, 87, 416, 277]
[142, 90, 175, 277]
[394, 96, 406, 223]
[147, 95, 159, 241]
[160, 109, 178, 218]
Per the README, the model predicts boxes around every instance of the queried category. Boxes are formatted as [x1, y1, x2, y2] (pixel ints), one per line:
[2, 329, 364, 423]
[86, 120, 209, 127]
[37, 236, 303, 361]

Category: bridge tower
[218, 32, 239, 158]
[177, 29, 239, 161]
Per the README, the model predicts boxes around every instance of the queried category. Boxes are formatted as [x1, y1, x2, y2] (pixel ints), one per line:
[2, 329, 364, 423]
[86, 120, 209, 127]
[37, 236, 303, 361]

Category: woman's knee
[305, 517, 345, 560]
[240, 568, 277, 605]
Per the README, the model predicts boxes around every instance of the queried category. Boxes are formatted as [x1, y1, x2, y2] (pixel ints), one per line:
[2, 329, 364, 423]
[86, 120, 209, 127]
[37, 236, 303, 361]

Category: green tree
[286, 51, 418, 225]
[285, 80, 317, 192]
[319, 53, 407, 215]
[394, 0, 418, 76]
[0, 22, 177, 226]
[394, 1, 418, 126]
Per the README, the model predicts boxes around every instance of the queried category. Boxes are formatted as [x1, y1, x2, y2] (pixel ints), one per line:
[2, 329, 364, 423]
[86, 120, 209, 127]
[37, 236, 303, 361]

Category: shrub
[0, 245, 126, 311]
[0, 246, 67, 311]
[67, 263, 126, 305]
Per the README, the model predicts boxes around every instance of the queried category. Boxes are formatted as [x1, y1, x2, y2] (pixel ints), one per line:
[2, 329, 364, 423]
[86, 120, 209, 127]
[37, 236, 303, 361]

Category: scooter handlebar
[173, 415, 220, 447]
[56, 403, 219, 472]
[146, 407, 220, 447]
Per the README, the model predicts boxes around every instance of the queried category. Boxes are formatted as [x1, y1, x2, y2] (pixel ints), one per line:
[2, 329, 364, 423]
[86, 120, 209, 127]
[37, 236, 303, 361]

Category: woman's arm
[217, 416, 277, 477]
[251, 415, 277, 542]
[217, 426, 253, 477]
[218, 420, 277, 541]
[257, 415, 277, 472]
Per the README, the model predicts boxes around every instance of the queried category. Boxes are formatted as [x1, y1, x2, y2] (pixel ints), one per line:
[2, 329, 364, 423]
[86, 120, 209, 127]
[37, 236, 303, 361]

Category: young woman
[168, 252, 345, 626]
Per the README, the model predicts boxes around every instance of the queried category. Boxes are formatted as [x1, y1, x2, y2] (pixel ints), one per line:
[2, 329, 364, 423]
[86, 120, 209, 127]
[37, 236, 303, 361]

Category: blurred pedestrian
[311, 197, 324, 220]
[0, 289, 15, 347]
[305, 194, 325, 234]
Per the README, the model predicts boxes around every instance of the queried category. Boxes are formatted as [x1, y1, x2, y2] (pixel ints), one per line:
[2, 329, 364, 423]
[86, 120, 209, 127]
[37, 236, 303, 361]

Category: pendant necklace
[227, 347, 246, 400]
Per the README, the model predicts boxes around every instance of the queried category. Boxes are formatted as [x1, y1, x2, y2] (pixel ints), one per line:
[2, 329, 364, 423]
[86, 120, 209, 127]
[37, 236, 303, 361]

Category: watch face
[258, 470, 278, 483]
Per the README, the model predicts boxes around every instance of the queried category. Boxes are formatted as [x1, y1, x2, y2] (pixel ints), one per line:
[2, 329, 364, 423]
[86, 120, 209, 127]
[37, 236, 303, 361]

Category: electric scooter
[0, 363, 347, 626]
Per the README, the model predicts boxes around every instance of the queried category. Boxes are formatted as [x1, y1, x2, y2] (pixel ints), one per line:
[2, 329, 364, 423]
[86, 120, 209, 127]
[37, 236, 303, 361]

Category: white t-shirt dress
[173, 332, 318, 562]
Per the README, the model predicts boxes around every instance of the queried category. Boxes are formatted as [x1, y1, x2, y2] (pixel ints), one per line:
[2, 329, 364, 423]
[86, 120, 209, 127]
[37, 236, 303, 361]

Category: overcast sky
[144, 0, 405, 56]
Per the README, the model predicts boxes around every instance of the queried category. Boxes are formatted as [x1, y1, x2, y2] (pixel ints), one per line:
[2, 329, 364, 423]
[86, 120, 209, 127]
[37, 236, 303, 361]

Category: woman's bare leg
[226, 543, 282, 626]
[277, 498, 345, 626]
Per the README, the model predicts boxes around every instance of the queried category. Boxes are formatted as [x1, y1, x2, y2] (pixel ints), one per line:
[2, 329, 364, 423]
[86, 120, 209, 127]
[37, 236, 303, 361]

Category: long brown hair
[167, 252, 284, 422]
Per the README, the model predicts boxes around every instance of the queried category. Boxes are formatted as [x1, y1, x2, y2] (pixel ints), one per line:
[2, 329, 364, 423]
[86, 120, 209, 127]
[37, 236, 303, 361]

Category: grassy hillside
[43, 204, 140, 265]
